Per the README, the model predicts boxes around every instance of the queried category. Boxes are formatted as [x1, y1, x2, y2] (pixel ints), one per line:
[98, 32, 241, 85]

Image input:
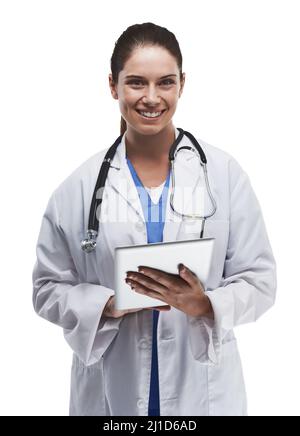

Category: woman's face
[109, 45, 185, 135]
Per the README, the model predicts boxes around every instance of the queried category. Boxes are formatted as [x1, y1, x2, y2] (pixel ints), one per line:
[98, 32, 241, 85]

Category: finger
[129, 280, 165, 302]
[126, 275, 167, 297]
[155, 305, 171, 311]
[178, 264, 199, 288]
[137, 266, 177, 288]
[144, 305, 171, 311]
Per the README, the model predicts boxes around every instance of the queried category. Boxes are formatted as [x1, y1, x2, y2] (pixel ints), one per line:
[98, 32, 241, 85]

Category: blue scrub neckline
[126, 156, 171, 195]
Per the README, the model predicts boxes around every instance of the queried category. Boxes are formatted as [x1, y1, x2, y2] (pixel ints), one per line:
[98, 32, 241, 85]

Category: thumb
[155, 305, 171, 311]
[178, 263, 199, 287]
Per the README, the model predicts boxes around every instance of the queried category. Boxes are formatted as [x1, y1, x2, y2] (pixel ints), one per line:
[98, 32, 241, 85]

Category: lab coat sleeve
[187, 159, 277, 365]
[32, 191, 122, 366]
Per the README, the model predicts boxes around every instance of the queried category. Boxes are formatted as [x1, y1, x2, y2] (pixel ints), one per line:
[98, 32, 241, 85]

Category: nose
[142, 84, 161, 105]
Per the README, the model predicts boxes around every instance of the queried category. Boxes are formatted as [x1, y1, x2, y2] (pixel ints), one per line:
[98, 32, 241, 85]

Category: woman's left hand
[125, 263, 214, 319]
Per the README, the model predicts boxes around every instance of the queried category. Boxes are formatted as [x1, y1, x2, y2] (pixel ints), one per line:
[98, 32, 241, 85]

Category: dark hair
[110, 22, 183, 136]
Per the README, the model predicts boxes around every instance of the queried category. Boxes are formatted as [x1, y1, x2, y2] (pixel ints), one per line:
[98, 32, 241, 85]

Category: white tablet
[114, 238, 215, 310]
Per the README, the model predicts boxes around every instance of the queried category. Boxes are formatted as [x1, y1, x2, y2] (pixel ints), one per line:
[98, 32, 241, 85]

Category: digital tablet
[114, 238, 215, 310]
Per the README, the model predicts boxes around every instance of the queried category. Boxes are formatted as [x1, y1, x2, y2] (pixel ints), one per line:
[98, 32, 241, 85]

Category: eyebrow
[124, 74, 177, 80]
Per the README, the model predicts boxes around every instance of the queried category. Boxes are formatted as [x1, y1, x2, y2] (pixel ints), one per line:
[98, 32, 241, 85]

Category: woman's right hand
[102, 295, 171, 319]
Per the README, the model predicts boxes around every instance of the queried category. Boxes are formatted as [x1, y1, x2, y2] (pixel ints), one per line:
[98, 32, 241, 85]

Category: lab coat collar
[106, 127, 203, 242]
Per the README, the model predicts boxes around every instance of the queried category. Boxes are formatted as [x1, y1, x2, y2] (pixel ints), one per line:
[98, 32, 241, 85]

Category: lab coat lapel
[106, 133, 145, 224]
[163, 137, 203, 242]
[105, 134, 147, 246]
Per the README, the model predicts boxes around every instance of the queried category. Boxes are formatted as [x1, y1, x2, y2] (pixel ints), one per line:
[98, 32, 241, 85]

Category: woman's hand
[125, 263, 214, 319]
[102, 295, 171, 319]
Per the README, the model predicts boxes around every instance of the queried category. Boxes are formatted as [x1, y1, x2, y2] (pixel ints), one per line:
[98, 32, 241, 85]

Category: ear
[109, 74, 118, 100]
[179, 72, 186, 98]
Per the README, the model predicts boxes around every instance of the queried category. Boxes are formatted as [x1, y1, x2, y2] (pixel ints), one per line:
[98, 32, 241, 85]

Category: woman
[32, 22, 276, 416]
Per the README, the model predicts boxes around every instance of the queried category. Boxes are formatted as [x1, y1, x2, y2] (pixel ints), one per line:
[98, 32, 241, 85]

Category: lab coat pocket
[207, 338, 247, 416]
[69, 354, 106, 416]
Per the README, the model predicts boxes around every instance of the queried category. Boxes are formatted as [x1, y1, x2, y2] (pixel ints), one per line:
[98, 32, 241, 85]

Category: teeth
[139, 111, 163, 118]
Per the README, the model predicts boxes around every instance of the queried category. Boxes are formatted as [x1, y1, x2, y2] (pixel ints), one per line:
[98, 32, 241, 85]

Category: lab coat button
[139, 339, 148, 349]
[137, 399, 145, 408]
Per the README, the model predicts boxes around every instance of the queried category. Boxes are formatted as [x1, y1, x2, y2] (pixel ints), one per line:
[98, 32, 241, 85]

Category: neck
[125, 123, 176, 162]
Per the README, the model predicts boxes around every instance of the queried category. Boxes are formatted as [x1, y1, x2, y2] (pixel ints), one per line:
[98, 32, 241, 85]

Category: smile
[136, 109, 167, 120]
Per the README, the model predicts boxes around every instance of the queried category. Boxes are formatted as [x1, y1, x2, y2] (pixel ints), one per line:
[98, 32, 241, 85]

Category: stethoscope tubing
[81, 128, 217, 253]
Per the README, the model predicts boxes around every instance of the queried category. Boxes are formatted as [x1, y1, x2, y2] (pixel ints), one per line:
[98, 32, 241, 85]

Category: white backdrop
[0, 0, 299, 416]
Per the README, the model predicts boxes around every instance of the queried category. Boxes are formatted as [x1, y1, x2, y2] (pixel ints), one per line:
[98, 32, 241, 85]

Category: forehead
[120, 45, 179, 79]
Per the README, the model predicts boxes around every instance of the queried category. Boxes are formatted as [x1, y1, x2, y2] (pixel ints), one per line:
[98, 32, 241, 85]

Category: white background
[0, 0, 299, 416]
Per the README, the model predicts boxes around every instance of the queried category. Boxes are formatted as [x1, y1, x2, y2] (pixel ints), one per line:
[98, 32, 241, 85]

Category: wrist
[103, 296, 114, 317]
[199, 295, 214, 319]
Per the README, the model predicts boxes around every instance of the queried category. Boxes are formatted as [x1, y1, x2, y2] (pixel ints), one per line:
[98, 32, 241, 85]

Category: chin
[128, 123, 161, 135]
[140, 126, 168, 136]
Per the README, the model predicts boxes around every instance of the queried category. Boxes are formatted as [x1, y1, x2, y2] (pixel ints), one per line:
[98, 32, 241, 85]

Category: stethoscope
[81, 128, 217, 253]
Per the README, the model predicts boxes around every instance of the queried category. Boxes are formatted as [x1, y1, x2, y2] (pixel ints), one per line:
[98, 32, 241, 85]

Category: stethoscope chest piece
[81, 229, 98, 253]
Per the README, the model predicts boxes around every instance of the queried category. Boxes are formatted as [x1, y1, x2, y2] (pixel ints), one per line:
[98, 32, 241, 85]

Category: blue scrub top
[126, 157, 171, 417]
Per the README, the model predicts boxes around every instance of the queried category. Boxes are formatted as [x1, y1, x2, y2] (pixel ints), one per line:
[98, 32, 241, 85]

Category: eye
[160, 79, 175, 86]
[127, 80, 144, 87]
[127, 78, 175, 87]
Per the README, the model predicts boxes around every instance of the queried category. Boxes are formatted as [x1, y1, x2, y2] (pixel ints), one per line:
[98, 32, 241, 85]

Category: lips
[136, 109, 167, 113]
[135, 109, 167, 119]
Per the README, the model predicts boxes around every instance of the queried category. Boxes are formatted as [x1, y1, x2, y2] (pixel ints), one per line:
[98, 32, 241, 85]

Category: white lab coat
[32, 128, 276, 416]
